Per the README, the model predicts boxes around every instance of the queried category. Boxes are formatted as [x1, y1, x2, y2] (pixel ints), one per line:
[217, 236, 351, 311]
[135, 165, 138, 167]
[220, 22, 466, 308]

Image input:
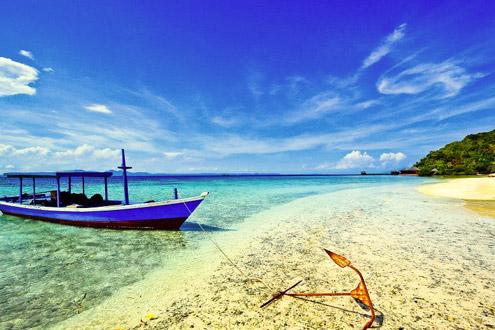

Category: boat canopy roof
[4, 171, 113, 179]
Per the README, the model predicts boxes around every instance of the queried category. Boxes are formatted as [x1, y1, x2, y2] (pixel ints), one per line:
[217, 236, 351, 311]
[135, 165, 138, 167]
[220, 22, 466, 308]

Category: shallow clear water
[0, 175, 425, 329]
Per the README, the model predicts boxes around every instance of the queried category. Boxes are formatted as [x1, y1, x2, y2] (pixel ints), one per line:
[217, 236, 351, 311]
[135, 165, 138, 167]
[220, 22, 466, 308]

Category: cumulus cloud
[377, 61, 483, 98]
[0, 57, 39, 97]
[54, 144, 93, 157]
[335, 150, 375, 169]
[0, 144, 115, 159]
[0, 144, 49, 157]
[316, 150, 406, 170]
[0, 144, 121, 171]
[84, 103, 112, 114]
[54, 144, 119, 158]
[93, 148, 120, 158]
[379, 152, 406, 164]
[14, 146, 49, 156]
[362, 23, 407, 69]
[43, 67, 54, 73]
[19, 50, 34, 60]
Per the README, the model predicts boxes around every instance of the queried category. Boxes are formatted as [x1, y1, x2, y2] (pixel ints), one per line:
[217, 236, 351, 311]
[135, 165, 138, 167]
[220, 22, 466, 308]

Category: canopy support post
[19, 177, 23, 204]
[118, 149, 132, 205]
[56, 177, 61, 208]
[68, 176, 71, 194]
[32, 178, 36, 204]
[104, 177, 108, 201]
[82, 177, 85, 195]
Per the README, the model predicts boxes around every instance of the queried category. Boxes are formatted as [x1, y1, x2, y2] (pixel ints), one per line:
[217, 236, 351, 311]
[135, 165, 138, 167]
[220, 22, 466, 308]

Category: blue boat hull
[0, 193, 208, 229]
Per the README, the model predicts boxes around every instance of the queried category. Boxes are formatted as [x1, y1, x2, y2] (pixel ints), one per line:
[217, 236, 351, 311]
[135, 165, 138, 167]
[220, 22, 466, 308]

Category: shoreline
[417, 177, 495, 218]
[52, 183, 495, 329]
[417, 177, 495, 201]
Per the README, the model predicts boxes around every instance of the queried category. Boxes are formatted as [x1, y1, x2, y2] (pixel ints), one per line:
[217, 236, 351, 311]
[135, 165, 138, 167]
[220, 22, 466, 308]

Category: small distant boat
[0, 150, 208, 229]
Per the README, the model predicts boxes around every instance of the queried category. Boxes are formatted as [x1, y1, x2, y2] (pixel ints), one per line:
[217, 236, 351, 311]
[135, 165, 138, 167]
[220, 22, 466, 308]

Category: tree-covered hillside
[415, 129, 495, 176]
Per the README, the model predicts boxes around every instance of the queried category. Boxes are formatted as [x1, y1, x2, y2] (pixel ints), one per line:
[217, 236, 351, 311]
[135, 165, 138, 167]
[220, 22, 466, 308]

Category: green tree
[415, 129, 495, 176]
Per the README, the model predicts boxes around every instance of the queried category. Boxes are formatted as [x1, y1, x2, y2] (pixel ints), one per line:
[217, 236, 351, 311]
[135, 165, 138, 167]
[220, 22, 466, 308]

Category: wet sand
[464, 200, 495, 219]
[53, 184, 495, 329]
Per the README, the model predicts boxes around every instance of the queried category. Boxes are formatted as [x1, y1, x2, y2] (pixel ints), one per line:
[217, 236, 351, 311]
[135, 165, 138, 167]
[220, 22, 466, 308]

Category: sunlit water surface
[0, 175, 426, 329]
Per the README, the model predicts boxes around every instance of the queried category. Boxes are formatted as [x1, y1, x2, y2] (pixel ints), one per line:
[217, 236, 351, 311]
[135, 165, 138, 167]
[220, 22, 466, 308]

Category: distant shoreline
[109, 172, 395, 177]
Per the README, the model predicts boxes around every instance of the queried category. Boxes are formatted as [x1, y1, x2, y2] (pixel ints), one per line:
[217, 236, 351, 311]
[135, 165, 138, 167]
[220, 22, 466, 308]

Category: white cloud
[356, 99, 379, 109]
[335, 150, 375, 169]
[192, 123, 392, 157]
[211, 116, 238, 128]
[362, 23, 406, 69]
[93, 148, 120, 158]
[55, 144, 94, 158]
[377, 61, 483, 98]
[438, 96, 495, 120]
[43, 67, 54, 73]
[19, 50, 34, 60]
[319, 151, 406, 170]
[287, 94, 340, 123]
[0, 57, 39, 97]
[379, 152, 406, 164]
[138, 89, 180, 117]
[163, 151, 184, 159]
[54, 144, 119, 159]
[14, 146, 49, 156]
[0, 144, 49, 157]
[311, 97, 340, 113]
[84, 103, 112, 114]
[0, 143, 121, 171]
[0, 144, 14, 156]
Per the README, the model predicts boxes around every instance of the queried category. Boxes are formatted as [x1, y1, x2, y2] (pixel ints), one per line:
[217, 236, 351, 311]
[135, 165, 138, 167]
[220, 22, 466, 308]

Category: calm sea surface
[0, 175, 425, 329]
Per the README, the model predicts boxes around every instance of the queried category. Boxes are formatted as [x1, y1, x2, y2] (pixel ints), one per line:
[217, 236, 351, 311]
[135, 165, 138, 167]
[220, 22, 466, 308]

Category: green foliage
[415, 129, 495, 176]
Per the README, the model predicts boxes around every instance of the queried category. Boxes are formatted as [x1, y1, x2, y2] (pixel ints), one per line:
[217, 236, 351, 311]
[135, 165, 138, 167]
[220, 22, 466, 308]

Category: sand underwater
[49, 182, 495, 330]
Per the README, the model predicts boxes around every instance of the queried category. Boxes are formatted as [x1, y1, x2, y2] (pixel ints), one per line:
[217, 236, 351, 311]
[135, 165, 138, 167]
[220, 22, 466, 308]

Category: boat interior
[0, 171, 122, 209]
[0, 191, 122, 208]
[1, 152, 161, 209]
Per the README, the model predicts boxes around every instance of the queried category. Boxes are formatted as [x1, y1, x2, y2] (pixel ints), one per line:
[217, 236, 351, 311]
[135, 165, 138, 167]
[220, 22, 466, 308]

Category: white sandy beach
[52, 183, 495, 330]
[417, 177, 495, 218]
[417, 177, 495, 200]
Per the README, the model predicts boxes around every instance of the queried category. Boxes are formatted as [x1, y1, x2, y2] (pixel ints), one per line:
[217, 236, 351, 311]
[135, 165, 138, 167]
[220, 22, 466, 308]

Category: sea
[0, 175, 426, 329]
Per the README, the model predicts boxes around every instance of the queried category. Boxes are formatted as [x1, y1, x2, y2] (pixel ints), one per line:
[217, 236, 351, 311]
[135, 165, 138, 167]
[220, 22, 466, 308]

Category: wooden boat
[0, 150, 208, 229]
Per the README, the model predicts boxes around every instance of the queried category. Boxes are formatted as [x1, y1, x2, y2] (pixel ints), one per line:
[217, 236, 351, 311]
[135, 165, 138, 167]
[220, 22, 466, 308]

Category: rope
[182, 200, 273, 290]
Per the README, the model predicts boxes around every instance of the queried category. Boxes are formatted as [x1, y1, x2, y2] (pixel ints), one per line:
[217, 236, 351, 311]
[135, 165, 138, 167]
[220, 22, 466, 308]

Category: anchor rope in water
[182, 200, 273, 291]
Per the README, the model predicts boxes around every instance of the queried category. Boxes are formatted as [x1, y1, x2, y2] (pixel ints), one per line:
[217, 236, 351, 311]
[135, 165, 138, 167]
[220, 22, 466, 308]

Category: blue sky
[0, 1, 494, 173]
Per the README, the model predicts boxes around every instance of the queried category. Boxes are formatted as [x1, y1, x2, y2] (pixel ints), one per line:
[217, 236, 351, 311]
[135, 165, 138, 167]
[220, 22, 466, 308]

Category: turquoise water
[0, 175, 424, 329]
